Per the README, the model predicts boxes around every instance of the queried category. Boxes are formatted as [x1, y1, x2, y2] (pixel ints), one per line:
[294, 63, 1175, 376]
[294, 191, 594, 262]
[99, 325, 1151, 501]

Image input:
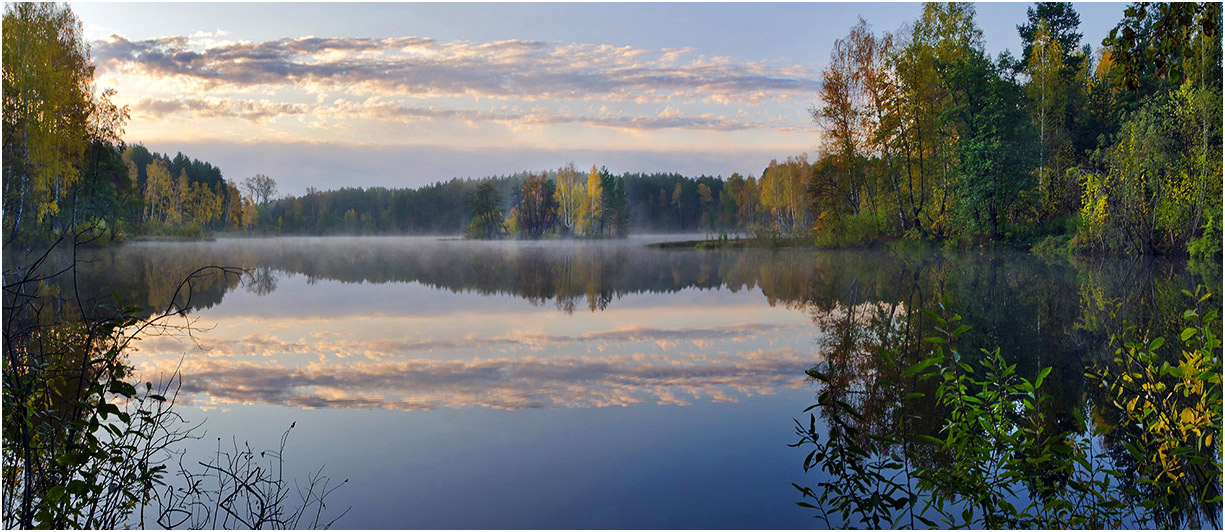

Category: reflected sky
[80, 236, 1217, 528]
[133, 273, 819, 411]
[101, 236, 835, 528]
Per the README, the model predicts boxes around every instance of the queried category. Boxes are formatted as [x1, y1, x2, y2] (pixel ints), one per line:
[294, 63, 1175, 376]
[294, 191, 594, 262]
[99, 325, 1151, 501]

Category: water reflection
[137, 348, 813, 411]
[245, 265, 279, 296]
[790, 251, 1221, 528]
[64, 236, 795, 315]
[134, 317, 812, 411]
[52, 237, 1210, 416]
[36, 236, 1220, 527]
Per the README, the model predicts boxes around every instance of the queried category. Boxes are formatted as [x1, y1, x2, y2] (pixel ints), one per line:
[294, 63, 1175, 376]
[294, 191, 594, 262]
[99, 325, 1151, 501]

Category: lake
[62, 236, 1220, 528]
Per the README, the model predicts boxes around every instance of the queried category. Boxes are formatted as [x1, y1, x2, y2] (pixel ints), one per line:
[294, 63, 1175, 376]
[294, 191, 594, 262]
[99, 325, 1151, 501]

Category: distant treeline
[253, 159, 841, 236]
[255, 167, 766, 236]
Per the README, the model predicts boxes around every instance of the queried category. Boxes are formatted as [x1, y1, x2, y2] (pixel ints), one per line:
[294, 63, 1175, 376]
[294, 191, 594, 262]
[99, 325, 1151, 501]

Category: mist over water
[63, 236, 1220, 528]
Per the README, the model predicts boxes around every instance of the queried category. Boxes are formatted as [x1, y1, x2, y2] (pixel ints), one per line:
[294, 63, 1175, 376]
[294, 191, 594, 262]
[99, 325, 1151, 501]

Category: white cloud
[94, 34, 820, 105]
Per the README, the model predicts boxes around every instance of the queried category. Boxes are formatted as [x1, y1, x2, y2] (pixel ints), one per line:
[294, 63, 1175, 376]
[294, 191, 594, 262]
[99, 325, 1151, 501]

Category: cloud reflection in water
[134, 319, 817, 411]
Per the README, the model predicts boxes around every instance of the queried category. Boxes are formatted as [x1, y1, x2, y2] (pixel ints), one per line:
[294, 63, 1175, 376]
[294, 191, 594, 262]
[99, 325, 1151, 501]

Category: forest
[3, 2, 1221, 249]
[803, 2, 1221, 257]
[2, 2, 1222, 529]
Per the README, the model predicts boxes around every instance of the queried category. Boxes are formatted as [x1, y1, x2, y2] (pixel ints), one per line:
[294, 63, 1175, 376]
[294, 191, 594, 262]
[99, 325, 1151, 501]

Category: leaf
[98, 402, 121, 419]
[880, 350, 896, 368]
[109, 380, 137, 398]
[903, 356, 943, 377]
[804, 450, 818, 471]
[1181, 327, 1198, 342]
[1034, 367, 1052, 389]
[1149, 337, 1164, 352]
[46, 486, 66, 502]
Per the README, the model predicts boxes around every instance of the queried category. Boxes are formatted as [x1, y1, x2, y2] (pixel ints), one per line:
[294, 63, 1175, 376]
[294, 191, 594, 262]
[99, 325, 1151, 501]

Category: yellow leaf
[1180, 407, 1196, 425]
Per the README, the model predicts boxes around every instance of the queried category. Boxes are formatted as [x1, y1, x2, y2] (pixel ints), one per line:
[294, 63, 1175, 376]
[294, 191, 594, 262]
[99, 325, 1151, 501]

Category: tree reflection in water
[29, 237, 1221, 528]
[788, 251, 1220, 529]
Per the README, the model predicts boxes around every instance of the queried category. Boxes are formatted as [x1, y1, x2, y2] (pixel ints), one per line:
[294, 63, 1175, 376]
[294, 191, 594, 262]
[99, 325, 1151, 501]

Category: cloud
[132, 96, 311, 124]
[137, 348, 816, 411]
[130, 96, 787, 132]
[94, 34, 820, 105]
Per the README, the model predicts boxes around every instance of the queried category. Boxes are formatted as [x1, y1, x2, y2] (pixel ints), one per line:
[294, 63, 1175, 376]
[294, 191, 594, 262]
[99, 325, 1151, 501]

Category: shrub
[792, 293, 1222, 529]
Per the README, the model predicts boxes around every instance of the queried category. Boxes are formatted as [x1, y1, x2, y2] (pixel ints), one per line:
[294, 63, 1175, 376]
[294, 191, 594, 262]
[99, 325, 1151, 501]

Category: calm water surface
[66, 236, 1219, 528]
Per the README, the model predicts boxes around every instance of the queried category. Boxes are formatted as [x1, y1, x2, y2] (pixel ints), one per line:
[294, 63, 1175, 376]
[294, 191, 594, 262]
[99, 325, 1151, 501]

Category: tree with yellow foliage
[581, 165, 604, 236]
[3, 3, 96, 240]
[553, 163, 582, 235]
[760, 156, 813, 235]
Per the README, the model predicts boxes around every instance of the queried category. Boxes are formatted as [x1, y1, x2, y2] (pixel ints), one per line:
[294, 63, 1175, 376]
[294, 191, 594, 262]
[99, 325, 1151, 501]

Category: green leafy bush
[793, 293, 1222, 529]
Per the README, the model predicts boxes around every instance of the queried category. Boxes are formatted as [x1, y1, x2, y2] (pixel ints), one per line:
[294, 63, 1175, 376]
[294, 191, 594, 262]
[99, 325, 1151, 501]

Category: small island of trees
[467, 164, 630, 239]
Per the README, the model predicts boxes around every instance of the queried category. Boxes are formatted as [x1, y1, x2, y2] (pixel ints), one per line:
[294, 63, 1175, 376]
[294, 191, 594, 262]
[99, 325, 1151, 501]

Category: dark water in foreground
[54, 236, 1221, 528]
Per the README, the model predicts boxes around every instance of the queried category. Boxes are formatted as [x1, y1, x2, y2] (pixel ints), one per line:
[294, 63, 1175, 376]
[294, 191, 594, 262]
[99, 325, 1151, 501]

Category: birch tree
[2, 3, 94, 239]
[552, 163, 581, 234]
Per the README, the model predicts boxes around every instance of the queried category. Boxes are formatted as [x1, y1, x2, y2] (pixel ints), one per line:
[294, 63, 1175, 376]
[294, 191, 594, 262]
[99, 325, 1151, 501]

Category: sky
[72, 1, 1128, 194]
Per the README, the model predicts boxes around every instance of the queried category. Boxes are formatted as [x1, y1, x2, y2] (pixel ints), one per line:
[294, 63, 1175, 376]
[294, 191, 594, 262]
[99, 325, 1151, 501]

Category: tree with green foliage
[1079, 85, 1222, 255]
[1018, 2, 1084, 70]
[951, 52, 1039, 236]
[597, 167, 629, 237]
[610, 175, 630, 237]
[882, 3, 984, 238]
[1073, 2, 1222, 256]
[715, 173, 744, 230]
[465, 182, 505, 239]
[597, 167, 616, 236]
[1018, 4, 1094, 219]
[1104, 2, 1222, 95]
